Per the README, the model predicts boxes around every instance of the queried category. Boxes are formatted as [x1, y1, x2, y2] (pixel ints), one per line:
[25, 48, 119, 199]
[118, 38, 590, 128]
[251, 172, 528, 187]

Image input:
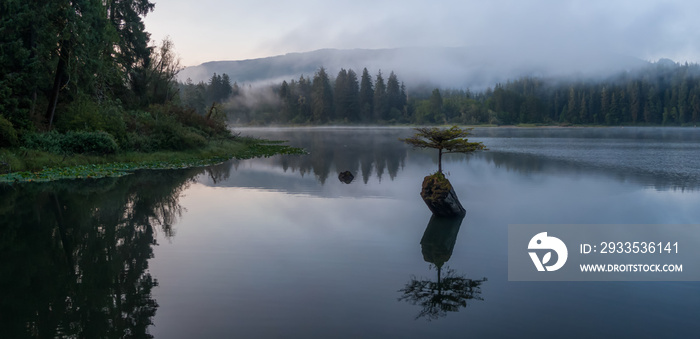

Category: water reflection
[0, 169, 202, 338]
[337, 171, 355, 184]
[398, 215, 487, 321]
[232, 127, 700, 191]
[241, 128, 410, 184]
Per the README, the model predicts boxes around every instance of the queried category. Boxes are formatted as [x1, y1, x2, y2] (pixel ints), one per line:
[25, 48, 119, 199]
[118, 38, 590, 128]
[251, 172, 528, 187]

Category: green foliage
[23, 131, 118, 155]
[22, 131, 65, 154]
[0, 115, 19, 147]
[400, 126, 486, 173]
[0, 149, 22, 173]
[55, 97, 128, 144]
[401, 126, 486, 153]
[119, 104, 229, 152]
[151, 124, 207, 151]
[63, 131, 119, 155]
[0, 138, 305, 182]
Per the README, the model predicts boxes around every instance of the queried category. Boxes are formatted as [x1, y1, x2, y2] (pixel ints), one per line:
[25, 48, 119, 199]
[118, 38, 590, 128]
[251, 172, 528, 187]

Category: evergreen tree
[359, 68, 374, 122]
[296, 75, 312, 122]
[207, 73, 233, 105]
[346, 69, 361, 122]
[386, 71, 403, 121]
[606, 92, 620, 125]
[333, 69, 360, 122]
[374, 71, 387, 121]
[279, 80, 292, 122]
[334, 69, 349, 121]
[311, 68, 333, 123]
[107, 0, 155, 107]
[628, 81, 641, 123]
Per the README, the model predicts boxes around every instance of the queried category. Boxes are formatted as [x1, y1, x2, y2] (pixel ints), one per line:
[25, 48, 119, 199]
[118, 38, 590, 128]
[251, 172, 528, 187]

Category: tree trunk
[420, 174, 466, 217]
[438, 148, 443, 173]
[45, 41, 70, 129]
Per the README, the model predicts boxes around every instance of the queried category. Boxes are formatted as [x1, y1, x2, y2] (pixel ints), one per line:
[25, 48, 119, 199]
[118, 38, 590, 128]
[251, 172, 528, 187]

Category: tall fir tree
[359, 68, 374, 122]
[374, 70, 387, 121]
[386, 71, 404, 121]
[311, 67, 333, 123]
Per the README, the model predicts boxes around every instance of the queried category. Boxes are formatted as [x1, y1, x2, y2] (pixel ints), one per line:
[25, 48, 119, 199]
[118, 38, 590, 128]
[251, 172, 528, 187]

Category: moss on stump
[420, 172, 466, 217]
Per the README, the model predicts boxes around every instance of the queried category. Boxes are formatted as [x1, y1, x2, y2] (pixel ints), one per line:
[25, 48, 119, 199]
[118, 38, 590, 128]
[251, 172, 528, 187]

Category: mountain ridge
[178, 47, 650, 89]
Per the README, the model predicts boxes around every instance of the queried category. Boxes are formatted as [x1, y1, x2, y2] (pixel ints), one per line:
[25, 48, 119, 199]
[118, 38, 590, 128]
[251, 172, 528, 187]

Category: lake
[2, 127, 700, 338]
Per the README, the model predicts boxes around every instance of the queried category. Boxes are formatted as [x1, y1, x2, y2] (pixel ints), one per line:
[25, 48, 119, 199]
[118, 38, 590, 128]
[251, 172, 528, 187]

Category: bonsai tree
[400, 126, 486, 173]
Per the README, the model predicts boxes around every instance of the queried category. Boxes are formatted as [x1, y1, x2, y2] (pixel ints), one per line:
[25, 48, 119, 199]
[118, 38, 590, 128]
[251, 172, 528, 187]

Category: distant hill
[178, 47, 650, 89]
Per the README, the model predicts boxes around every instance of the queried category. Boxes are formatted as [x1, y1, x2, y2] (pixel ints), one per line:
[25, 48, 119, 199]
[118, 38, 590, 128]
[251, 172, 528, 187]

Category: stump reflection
[398, 215, 487, 320]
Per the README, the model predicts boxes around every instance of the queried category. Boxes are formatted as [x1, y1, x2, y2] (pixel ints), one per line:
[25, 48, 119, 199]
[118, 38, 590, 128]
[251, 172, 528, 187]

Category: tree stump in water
[420, 172, 466, 217]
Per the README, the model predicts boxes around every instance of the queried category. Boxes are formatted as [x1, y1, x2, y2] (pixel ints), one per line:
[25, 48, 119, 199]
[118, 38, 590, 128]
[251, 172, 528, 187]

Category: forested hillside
[181, 59, 700, 126]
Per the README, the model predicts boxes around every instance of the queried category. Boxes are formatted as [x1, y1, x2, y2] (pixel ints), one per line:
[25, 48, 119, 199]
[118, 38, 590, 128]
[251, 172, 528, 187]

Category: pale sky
[144, 0, 700, 67]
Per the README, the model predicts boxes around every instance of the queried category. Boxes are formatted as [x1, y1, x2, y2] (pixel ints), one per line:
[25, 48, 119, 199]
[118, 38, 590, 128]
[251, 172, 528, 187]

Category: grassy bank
[0, 137, 304, 183]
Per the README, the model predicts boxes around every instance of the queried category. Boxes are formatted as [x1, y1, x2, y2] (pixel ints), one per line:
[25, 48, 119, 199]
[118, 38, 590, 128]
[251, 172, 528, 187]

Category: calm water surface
[2, 127, 700, 338]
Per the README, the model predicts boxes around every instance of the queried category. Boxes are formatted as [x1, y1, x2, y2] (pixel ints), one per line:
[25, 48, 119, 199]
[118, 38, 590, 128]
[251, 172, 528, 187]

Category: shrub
[149, 123, 206, 151]
[149, 104, 229, 138]
[23, 131, 64, 154]
[23, 131, 118, 155]
[0, 150, 22, 173]
[124, 131, 155, 153]
[56, 97, 127, 145]
[61, 131, 118, 154]
[56, 97, 102, 132]
[0, 115, 18, 147]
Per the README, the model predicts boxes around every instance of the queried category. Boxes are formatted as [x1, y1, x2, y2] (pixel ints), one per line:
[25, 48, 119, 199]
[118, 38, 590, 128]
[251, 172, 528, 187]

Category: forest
[0, 1, 279, 178]
[179, 59, 700, 126]
[0, 1, 242, 160]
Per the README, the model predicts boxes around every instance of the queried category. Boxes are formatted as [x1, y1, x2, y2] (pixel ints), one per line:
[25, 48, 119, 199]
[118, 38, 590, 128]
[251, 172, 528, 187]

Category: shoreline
[0, 137, 304, 183]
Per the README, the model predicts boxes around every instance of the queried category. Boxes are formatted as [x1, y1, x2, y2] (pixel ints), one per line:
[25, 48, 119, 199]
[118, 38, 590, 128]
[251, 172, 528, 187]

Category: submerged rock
[338, 171, 354, 184]
[420, 172, 466, 217]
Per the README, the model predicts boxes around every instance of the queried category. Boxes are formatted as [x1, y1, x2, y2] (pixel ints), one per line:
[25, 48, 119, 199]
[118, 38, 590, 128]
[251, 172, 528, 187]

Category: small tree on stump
[400, 126, 486, 173]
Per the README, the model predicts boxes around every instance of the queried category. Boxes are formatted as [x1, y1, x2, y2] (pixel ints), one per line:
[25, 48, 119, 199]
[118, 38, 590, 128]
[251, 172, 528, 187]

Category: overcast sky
[144, 0, 700, 67]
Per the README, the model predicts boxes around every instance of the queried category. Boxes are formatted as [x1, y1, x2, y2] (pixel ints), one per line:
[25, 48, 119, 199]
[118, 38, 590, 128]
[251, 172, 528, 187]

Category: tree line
[179, 68, 409, 125]
[276, 67, 408, 124]
[182, 59, 700, 126]
[412, 59, 700, 126]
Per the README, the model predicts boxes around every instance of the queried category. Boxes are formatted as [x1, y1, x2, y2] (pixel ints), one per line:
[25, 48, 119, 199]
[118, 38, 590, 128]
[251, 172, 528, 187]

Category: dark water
[2, 127, 700, 338]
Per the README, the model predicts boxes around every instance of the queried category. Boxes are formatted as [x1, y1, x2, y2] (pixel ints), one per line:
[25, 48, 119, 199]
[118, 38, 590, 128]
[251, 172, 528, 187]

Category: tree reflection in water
[0, 168, 204, 338]
[398, 215, 487, 321]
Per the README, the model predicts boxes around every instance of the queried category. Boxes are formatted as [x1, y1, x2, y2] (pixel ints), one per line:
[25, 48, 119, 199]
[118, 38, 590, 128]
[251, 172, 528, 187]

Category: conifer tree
[359, 68, 374, 122]
[311, 67, 333, 123]
[374, 71, 387, 121]
[386, 71, 403, 121]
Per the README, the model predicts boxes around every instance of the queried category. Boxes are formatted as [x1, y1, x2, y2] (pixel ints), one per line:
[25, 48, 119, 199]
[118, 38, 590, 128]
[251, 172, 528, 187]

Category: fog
[158, 0, 700, 89]
[178, 47, 649, 90]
